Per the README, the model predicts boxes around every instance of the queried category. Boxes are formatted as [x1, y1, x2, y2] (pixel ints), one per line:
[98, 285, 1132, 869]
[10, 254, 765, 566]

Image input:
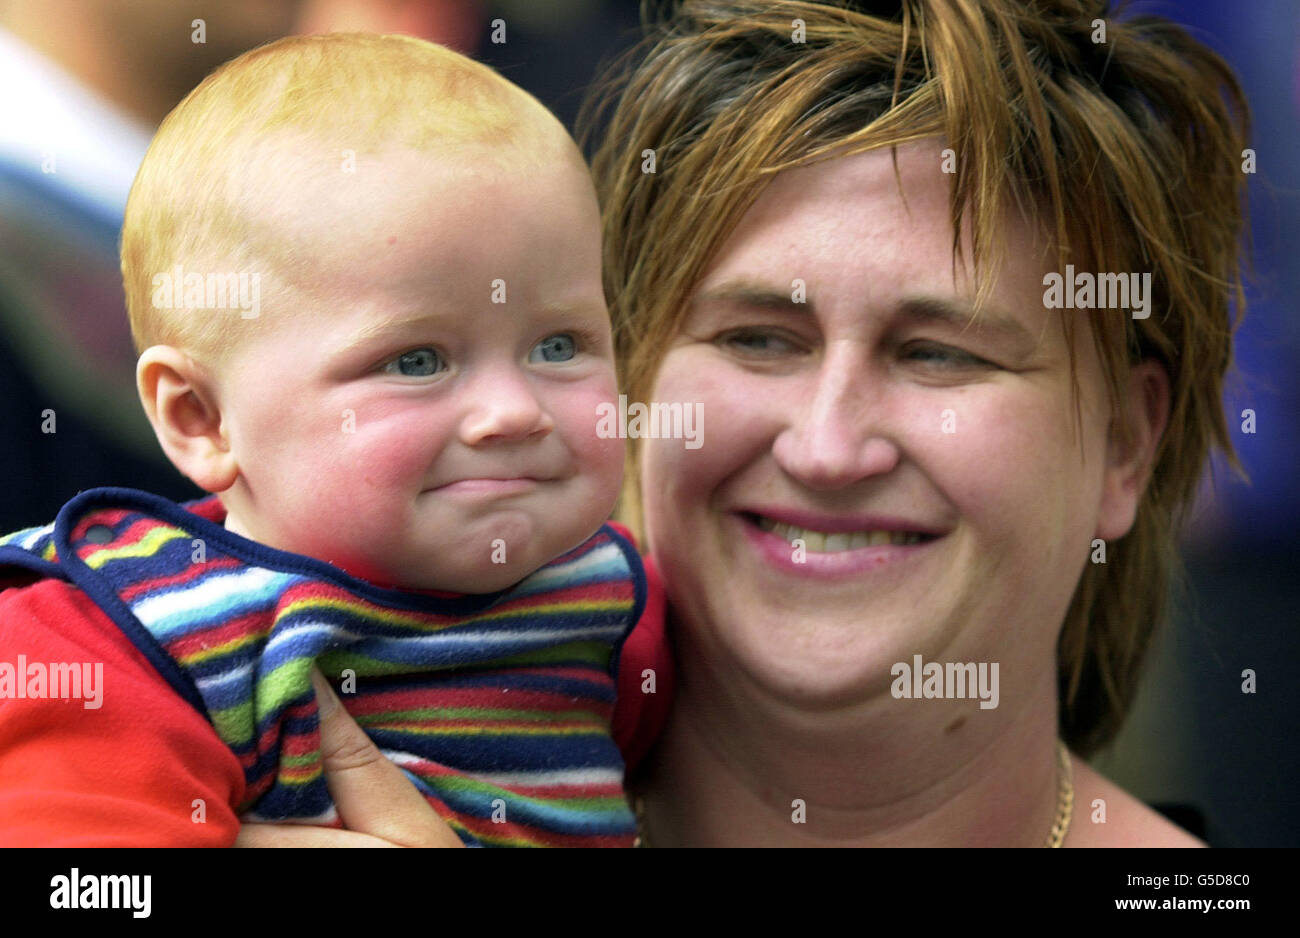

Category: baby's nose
[459, 369, 554, 444]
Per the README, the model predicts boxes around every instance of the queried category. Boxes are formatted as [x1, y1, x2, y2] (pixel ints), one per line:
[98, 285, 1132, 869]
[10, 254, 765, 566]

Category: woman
[243, 0, 1248, 846]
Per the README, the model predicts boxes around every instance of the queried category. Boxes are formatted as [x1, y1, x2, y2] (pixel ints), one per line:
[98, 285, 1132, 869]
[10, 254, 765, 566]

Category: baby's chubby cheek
[581, 434, 627, 534]
[345, 416, 438, 495]
[277, 405, 430, 532]
[562, 381, 628, 522]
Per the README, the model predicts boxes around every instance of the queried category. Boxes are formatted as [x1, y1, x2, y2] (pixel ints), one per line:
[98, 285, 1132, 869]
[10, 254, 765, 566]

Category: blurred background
[1088, 0, 1300, 849]
[0, 0, 1293, 845]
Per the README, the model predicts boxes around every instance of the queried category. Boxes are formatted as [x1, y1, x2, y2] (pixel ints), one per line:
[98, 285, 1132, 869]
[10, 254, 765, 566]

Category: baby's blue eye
[384, 348, 443, 377]
[530, 334, 576, 363]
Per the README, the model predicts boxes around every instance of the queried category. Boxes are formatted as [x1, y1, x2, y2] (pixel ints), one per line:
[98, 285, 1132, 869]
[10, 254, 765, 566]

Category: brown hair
[580, 0, 1250, 756]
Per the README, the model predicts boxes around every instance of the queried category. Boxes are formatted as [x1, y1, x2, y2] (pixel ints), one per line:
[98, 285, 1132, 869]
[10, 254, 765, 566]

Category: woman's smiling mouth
[733, 510, 944, 576]
[754, 515, 929, 549]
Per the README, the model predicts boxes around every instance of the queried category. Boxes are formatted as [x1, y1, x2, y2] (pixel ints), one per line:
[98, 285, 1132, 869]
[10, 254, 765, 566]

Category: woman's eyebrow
[690, 281, 808, 314]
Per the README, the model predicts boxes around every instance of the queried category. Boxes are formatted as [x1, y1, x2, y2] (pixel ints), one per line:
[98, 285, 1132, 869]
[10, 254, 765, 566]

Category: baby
[0, 33, 667, 847]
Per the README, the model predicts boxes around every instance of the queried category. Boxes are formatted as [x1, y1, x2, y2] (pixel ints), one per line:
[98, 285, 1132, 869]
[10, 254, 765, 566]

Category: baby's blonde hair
[122, 32, 565, 364]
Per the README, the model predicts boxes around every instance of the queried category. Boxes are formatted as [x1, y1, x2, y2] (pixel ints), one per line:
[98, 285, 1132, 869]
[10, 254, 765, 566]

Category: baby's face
[214, 143, 623, 592]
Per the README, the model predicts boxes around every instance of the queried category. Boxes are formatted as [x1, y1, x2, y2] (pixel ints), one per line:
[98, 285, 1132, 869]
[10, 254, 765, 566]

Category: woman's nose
[770, 345, 900, 489]
[459, 367, 554, 445]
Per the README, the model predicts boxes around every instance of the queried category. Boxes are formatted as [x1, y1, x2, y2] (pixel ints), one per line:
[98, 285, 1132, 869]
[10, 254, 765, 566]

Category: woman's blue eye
[720, 329, 796, 355]
[906, 344, 980, 366]
[384, 348, 443, 377]
[531, 334, 576, 363]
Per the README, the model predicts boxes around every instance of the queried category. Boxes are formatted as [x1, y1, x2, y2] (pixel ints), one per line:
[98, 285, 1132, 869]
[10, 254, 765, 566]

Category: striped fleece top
[0, 487, 648, 847]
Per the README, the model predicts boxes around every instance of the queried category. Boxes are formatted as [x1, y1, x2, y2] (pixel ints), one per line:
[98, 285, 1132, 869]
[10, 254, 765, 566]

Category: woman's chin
[701, 623, 926, 710]
[737, 657, 897, 711]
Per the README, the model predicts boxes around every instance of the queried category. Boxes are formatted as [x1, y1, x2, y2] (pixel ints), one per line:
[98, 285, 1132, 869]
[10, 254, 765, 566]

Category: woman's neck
[637, 631, 1066, 847]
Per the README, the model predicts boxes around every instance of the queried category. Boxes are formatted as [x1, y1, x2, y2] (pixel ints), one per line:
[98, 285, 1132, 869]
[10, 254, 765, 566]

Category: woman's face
[641, 140, 1149, 706]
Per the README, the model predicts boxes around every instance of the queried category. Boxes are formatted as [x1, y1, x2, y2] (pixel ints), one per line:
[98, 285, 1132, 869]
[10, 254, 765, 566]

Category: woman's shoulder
[1067, 756, 1206, 847]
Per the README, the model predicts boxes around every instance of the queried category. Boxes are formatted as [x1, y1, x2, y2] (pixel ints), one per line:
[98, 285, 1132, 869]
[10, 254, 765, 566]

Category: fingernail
[311, 669, 339, 717]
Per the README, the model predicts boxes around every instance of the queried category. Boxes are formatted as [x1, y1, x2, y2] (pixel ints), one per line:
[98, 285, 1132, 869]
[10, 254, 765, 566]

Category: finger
[234, 823, 399, 848]
[311, 668, 465, 848]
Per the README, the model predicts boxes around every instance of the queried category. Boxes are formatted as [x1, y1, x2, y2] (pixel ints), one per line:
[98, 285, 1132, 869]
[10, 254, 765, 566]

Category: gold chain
[1046, 738, 1074, 848]
[633, 739, 1073, 847]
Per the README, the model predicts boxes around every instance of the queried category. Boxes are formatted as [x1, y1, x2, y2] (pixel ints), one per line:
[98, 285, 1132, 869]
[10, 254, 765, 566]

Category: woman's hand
[234, 669, 465, 847]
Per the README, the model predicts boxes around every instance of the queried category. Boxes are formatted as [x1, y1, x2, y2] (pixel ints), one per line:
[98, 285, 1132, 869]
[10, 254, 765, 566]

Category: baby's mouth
[430, 478, 540, 495]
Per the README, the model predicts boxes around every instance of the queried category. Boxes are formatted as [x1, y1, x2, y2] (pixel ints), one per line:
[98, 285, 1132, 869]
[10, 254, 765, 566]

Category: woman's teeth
[754, 516, 925, 551]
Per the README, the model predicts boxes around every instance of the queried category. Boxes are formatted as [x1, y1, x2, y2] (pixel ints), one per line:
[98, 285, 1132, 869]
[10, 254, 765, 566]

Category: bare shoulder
[1067, 756, 1206, 848]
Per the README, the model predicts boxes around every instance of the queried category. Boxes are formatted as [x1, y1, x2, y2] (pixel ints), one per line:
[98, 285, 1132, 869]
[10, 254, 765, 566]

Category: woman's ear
[1094, 358, 1171, 541]
[136, 345, 239, 493]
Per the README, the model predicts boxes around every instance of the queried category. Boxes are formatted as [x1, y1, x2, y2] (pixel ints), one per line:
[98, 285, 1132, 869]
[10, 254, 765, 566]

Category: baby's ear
[136, 345, 238, 493]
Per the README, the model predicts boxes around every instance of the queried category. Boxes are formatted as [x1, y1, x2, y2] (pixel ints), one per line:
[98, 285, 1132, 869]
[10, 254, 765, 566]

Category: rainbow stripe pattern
[0, 487, 646, 846]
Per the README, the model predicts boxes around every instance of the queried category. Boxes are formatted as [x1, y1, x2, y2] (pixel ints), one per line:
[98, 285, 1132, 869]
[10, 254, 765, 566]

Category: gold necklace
[633, 739, 1073, 847]
[1045, 738, 1074, 848]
